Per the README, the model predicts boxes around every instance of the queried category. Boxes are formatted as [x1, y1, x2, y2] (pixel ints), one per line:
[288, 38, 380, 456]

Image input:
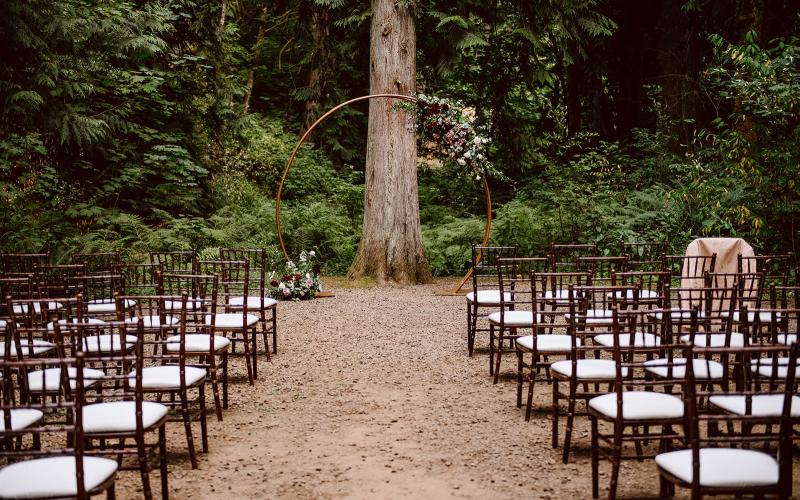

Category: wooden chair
[123, 293, 208, 469]
[620, 240, 668, 271]
[198, 260, 259, 382]
[516, 270, 580, 420]
[0, 350, 118, 499]
[76, 320, 169, 500]
[465, 245, 518, 357]
[220, 248, 278, 356]
[552, 284, 639, 463]
[156, 272, 229, 420]
[656, 342, 799, 499]
[489, 257, 548, 382]
[589, 308, 685, 499]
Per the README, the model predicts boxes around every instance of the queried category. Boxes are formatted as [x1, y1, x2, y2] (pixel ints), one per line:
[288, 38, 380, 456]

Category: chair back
[662, 254, 716, 289]
[70, 252, 121, 275]
[548, 243, 597, 272]
[149, 250, 198, 275]
[620, 240, 668, 271]
[116, 263, 159, 296]
[470, 245, 518, 295]
[0, 253, 49, 277]
[576, 256, 629, 286]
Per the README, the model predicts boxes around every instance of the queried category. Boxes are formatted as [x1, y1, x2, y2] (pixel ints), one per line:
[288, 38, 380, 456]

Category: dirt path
[117, 280, 799, 499]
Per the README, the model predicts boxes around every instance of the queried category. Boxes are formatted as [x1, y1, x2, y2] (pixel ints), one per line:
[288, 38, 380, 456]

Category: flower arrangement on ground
[269, 250, 322, 300]
[398, 94, 501, 182]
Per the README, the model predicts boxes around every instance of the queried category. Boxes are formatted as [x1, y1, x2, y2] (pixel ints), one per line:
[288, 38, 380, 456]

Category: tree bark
[348, 0, 431, 285]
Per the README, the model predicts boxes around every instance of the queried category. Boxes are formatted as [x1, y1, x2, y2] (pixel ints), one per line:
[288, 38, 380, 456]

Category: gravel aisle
[117, 280, 800, 499]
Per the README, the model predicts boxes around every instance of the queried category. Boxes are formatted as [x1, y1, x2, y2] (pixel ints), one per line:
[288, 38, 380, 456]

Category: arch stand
[276, 93, 492, 297]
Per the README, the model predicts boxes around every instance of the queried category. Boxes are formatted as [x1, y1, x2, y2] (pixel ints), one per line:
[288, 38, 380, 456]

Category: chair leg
[493, 328, 504, 384]
[489, 324, 495, 376]
[272, 308, 277, 354]
[222, 351, 229, 409]
[609, 430, 623, 500]
[591, 416, 599, 499]
[466, 304, 474, 357]
[199, 384, 208, 453]
[516, 351, 523, 408]
[562, 383, 577, 463]
[251, 327, 258, 380]
[136, 434, 153, 500]
[159, 424, 169, 500]
[241, 331, 254, 385]
[552, 379, 559, 448]
[180, 392, 198, 469]
[107, 483, 116, 500]
[525, 363, 536, 421]
[209, 356, 223, 422]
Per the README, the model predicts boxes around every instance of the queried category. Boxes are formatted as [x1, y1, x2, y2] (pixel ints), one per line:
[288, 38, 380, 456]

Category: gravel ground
[116, 278, 800, 499]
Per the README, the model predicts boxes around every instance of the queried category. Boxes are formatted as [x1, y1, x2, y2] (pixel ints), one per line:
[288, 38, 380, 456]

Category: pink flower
[282, 288, 291, 297]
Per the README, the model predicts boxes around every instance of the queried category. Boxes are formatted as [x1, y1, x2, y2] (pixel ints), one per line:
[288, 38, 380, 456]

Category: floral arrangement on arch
[400, 94, 500, 181]
[269, 250, 322, 300]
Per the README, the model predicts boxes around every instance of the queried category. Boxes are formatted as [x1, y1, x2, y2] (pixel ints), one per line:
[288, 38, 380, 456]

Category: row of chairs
[0, 249, 282, 499]
[464, 243, 799, 499]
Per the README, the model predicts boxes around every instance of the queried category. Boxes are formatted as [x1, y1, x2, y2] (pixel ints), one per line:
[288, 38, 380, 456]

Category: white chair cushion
[487, 310, 538, 327]
[46, 318, 106, 332]
[229, 296, 277, 309]
[466, 290, 511, 305]
[777, 334, 797, 345]
[12, 301, 62, 314]
[164, 299, 204, 311]
[709, 394, 800, 417]
[650, 310, 697, 321]
[544, 289, 571, 305]
[0, 455, 118, 498]
[0, 409, 43, 431]
[86, 299, 135, 314]
[83, 401, 168, 433]
[680, 332, 745, 348]
[0, 339, 55, 357]
[589, 391, 684, 420]
[130, 365, 207, 389]
[644, 358, 724, 379]
[750, 357, 798, 378]
[722, 310, 781, 322]
[124, 315, 179, 328]
[655, 448, 778, 487]
[550, 359, 622, 379]
[208, 313, 259, 328]
[516, 334, 576, 352]
[565, 309, 613, 325]
[608, 289, 660, 300]
[27, 367, 105, 392]
[593, 332, 661, 348]
[165, 334, 231, 352]
[81, 334, 138, 353]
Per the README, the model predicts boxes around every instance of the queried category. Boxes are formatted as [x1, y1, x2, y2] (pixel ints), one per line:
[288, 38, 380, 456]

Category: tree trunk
[302, 5, 331, 143]
[348, 0, 431, 285]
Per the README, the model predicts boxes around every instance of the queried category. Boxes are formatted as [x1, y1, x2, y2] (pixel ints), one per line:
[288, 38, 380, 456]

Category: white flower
[475, 175, 481, 181]
[287, 261, 295, 268]
[477, 154, 484, 160]
[278, 282, 285, 289]
[309, 250, 315, 257]
[457, 158, 466, 166]
[464, 151, 472, 158]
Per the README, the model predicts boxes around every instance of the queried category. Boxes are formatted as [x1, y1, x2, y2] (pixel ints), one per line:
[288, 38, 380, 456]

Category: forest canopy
[1, 0, 798, 274]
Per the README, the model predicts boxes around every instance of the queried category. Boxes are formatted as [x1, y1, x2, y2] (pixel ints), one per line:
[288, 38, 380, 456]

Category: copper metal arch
[275, 93, 491, 293]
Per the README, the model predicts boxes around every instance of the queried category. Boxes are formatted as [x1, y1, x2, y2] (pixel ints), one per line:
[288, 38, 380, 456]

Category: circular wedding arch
[275, 93, 492, 293]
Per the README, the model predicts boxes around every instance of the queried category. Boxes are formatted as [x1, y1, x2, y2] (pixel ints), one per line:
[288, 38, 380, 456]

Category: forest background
[1, 0, 798, 276]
